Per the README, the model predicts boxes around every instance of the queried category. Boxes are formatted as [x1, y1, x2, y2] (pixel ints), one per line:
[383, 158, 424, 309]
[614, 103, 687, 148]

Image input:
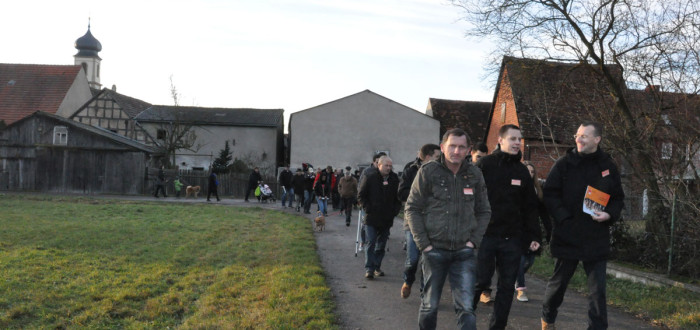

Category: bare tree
[451, 0, 700, 266]
[151, 76, 200, 166]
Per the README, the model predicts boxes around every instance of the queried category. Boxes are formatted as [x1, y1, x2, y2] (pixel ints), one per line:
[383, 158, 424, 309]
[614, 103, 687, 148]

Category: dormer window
[500, 103, 506, 123]
[661, 142, 673, 160]
[53, 126, 68, 145]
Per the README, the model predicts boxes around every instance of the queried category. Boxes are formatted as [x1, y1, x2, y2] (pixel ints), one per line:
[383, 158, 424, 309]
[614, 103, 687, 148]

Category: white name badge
[463, 188, 473, 195]
[511, 179, 521, 186]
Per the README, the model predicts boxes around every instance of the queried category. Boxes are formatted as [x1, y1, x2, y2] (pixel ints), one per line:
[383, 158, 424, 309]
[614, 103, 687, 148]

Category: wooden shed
[0, 111, 161, 194]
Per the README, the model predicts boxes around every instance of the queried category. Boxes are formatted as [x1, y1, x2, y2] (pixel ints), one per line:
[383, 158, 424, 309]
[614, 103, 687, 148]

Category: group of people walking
[349, 122, 624, 330]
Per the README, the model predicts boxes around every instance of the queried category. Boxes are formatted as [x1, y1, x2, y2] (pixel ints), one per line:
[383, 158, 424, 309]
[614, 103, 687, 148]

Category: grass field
[528, 248, 700, 329]
[0, 194, 336, 329]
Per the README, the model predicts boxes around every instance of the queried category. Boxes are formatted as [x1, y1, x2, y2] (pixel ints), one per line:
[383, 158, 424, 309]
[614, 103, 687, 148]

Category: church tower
[74, 20, 102, 89]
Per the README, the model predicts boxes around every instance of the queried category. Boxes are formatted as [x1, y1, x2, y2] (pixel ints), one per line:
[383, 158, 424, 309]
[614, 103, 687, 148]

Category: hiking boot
[541, 319, 556, 330]
[401, 283, 411, 298]
[480, 291, 493, 304]
[365, 271, 374, 279]
[517, 290, 529, 302]
[374, 269, 385, 277]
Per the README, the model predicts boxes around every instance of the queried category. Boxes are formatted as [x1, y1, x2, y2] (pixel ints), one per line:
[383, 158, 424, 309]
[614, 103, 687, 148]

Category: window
[500, 103, 506, 123]
[661, 114, 671, 125]
[157, 129, 166, 140]
[53, 126, 68, 145]
[661, 142, 673, 160]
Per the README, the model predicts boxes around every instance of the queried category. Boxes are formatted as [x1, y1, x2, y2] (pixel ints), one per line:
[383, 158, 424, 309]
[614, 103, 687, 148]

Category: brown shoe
[401, 283, 411, 299]
[479, 291, 493, 304]
[541, 319, 556, 330]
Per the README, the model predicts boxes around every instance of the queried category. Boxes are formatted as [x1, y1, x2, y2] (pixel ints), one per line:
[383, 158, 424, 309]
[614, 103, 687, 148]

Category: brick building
[484, 56, 621, 179]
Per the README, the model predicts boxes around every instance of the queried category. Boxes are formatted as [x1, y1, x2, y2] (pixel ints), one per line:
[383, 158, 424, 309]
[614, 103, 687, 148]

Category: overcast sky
[2, 0, 494, 123]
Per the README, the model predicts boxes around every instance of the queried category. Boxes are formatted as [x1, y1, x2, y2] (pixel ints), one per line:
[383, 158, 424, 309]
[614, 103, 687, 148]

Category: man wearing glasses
[540, 121, 625, 330]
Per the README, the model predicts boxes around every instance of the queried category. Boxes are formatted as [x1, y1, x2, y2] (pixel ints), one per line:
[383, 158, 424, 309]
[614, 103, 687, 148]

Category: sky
[2, 0, 495, 126]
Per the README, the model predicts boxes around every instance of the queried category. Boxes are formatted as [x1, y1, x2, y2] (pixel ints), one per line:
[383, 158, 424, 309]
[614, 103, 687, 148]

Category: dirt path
[310, 210, 657, 330]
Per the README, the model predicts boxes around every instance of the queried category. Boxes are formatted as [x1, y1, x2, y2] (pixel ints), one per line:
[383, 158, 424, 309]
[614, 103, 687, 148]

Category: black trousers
[154, 184, 166, 197]
[473, 236, 522, 330]
[244, 183, 255, 201]
[207, 187, 219, 201]
[542, 258, 608, 329]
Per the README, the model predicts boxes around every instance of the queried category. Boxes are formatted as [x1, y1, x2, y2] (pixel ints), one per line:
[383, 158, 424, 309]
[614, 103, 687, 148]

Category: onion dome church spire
[74, 19, 102, 89]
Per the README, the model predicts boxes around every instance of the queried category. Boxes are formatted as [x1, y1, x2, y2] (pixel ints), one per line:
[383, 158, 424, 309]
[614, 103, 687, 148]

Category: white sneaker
[517, 290, 529, 302]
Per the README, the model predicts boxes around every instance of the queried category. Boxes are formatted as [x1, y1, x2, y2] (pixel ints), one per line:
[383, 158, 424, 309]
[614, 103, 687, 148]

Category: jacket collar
[567, 147, 608, 165]
[491, 149, 522, 163]
[438, 154, 472, 174]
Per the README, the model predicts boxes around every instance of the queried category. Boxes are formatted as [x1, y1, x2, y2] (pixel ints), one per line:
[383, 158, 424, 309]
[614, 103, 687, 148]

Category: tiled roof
[500, 56, 623, 143]
[428, 98, 491, 142]
[0, 63, 82, 124]
[135, 106, 283, 127]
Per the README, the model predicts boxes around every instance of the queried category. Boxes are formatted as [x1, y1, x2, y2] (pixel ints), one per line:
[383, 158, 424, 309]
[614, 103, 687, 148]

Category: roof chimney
[111, 84, 117, 92]
[645, 85, 661, 92]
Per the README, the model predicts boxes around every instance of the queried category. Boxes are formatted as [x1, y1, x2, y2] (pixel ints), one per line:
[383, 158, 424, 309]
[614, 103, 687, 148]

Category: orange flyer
[583, 185, 610, 215]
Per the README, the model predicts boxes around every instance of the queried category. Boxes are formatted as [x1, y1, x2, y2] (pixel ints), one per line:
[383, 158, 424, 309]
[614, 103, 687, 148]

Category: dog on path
[185, 185, 201, 198]
[314, 211, 326, 232]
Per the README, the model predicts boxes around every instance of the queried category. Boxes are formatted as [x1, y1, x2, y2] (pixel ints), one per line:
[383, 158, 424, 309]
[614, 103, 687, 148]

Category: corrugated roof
[135, 106, 283, 127]
[0, 63, 82, 124]
[10, 111, 158, 153]
[428, 98, 491, 142]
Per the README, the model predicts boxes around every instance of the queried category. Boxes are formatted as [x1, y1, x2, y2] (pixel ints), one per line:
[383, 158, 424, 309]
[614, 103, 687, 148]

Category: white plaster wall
[56, 70, 93, 118]
[141, 123, 278, 175]
[289, 91, 440, 172]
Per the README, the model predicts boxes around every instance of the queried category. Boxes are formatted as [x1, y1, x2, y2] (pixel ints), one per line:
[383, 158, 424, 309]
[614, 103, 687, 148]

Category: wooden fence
[146, 168, 279, 199]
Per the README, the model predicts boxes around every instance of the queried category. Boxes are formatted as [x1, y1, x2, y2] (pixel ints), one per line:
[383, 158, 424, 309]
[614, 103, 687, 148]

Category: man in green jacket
[405, 128, 491, 330]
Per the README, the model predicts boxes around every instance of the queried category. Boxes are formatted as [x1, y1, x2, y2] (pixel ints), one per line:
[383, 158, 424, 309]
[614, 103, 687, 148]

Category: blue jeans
[473, 236, 522, 330]
[317, 197, 328, 215]
[419, 247, 477, 330]
[364, 225, 390, 272]
[303, 190, 313, 212]
[403, 230, 422, 288]
[281, 187, 294, 206]
[542, 258, 608, 329]
[516, 253, 535, 289]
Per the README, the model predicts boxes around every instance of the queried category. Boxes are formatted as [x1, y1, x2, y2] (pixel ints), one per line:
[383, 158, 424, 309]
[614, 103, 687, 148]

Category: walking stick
[355, 209, 363, 257]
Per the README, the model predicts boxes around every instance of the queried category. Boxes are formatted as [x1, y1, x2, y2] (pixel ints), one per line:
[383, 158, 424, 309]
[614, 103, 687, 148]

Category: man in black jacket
[398, 143, 440, 298]
[358, 155, 401, 279]
[540, 122, 624, 330]
[279, 166, 293, 208]
[292, 169, 305, 212]
[474, 124, 542, 330]
[244, 167, 262, 202]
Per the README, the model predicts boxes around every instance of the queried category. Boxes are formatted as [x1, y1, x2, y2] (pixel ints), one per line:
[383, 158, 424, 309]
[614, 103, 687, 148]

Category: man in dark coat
[292, 168, 305, 212]
[244, 167, 262, 202]
[279, 166, 293, 208]
[357, 155, 401, 279]
[302, 168, 316, 214]
[473, 124, 542, 330]
[540, 121, 624, 330]
[398, 143, 440, 299]
[153, 166, 167, 198]
[207, 171, 220, 202]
